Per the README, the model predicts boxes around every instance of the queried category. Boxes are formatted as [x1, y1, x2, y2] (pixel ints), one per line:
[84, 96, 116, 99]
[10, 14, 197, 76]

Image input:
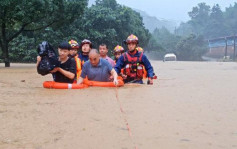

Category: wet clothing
[52, 58, 76, 83]
[78, 52, 89, 65]
[114, 51, 154, 84]
[80, 58, 112, 82]
[101, 56, 116, 67]
[69, 55, 82, 82]
[74, 56, 82, 82]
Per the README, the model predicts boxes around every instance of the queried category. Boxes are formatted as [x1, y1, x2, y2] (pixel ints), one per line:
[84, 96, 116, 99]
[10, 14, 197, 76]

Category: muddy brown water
[0, 61, 237, 149]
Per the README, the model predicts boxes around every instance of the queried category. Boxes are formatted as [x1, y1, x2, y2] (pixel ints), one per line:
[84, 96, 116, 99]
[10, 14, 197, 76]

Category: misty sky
[92, 0, 236, 22]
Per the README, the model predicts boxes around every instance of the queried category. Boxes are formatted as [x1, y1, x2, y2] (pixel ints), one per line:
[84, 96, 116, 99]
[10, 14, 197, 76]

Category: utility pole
[234, 36, 236, 61]
[225, 37, 228, 59]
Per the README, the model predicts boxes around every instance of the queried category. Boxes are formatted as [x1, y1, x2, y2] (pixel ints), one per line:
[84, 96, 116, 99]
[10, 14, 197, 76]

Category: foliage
[0, 0, 87, 66]
[149, 2, 237, 61]
[177, 2, 237, 38]
[79, 0, 150, 51]
[0, 0, 150, 64]
[9, 35, 37, 62]
[175, 34, 208, 61]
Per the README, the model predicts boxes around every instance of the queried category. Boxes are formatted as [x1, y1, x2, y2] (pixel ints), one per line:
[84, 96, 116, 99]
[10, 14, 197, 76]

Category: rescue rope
[115, 87, 138, 149]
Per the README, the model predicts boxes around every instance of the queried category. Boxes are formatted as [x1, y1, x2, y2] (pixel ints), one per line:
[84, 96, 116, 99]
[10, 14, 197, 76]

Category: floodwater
[0, 61, 237, 149]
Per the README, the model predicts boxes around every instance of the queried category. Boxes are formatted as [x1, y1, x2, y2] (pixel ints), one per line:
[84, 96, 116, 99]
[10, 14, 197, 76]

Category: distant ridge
[88, 0, 179, 33]
[134, 9, 179, 33]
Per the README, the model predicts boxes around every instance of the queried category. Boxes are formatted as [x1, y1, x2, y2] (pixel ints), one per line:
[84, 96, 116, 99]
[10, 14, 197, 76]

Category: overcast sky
[91, 0, 236, 22]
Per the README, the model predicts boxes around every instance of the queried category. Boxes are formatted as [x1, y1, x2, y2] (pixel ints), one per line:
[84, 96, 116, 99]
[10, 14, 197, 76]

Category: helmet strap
[129, 49, 137, 55]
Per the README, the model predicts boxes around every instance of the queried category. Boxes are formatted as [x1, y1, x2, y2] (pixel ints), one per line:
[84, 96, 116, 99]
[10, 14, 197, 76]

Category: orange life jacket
[143, 67, 147, 79]
[74, 57, 82, 81]
[81, 60, 85, 66]
[123, 52, 144, 80]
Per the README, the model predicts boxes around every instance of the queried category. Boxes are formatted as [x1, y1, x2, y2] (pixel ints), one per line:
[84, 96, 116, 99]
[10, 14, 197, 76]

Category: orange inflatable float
[83, 79, 124, 87]
[43, 77, 124, 89]
[43, 81, 88, 89]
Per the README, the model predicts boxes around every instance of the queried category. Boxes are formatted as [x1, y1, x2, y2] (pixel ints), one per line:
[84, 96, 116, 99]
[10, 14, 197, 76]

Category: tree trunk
[4, 49, 10, 67]
[2, 42, 10, 67]
[2, 35, 10, 67]
[1, 7, 10, 67]
[1, 12, 10, 67]
[5, 61, 10, 67]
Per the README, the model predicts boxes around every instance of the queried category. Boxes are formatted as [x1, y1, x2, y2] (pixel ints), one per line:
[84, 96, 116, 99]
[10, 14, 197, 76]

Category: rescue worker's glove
[147, 77, 153, 85]
[153, 73, 157, 79]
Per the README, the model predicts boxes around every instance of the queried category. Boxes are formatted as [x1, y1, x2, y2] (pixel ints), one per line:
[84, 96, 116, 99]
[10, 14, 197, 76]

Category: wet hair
[58, 41, 71, 50]
[99, 43, 108, 49]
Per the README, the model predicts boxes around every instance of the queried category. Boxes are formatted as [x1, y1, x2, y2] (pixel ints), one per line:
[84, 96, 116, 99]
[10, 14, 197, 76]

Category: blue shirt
[80, 58, 113, 82]
[114, 51, 154, 78]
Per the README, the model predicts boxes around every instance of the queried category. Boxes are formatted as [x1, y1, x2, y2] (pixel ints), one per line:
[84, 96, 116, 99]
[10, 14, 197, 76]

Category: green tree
[152, 27, 180, 52]
[0, 0, 87, 67]
[177, 2, 237, 39]
[95, 0, 118, 9]
[205, 4, 228, 38]
[175, 34, 208, 61]
[188, 3, 211, 35]
[147, 27, 180, 60]
[176, 22, 193, 36]
[9, 35, 36, 63]
[147, 35, 164, 52]
[78, 0, 150, 51]
[224, 2, 237, 34]
[0, 0, 150, 63]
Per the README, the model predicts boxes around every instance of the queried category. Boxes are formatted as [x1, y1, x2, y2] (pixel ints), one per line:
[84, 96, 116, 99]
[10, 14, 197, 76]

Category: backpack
[37, 41, 59, 76]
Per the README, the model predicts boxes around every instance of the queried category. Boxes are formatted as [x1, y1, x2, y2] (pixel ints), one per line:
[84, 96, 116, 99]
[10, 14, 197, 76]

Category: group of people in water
[36, 34, 156, 85]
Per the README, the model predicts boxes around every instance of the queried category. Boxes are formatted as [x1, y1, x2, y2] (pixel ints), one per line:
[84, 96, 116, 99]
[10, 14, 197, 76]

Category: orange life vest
[74, 57, 82, 81]
[123, 52, 144, 80]
[143, 67, 147, 79]
[81, 60, 85, 66]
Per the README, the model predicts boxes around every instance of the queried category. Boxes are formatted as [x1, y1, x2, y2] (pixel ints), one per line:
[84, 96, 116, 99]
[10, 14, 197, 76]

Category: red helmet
[113, 45, 124, 54]
[80, 39, 92, 48]
[68, 40, 79, 49]
[125, 34, 139, 44]
[136, 47, 144, 52]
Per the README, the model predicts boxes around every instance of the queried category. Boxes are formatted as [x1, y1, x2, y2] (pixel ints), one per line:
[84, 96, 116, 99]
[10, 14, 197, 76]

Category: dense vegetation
[0, 0, 150, 66]
[147, 2, 237, 61]
[177, 3, 237, 38]
[1, 1, 237, 66]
